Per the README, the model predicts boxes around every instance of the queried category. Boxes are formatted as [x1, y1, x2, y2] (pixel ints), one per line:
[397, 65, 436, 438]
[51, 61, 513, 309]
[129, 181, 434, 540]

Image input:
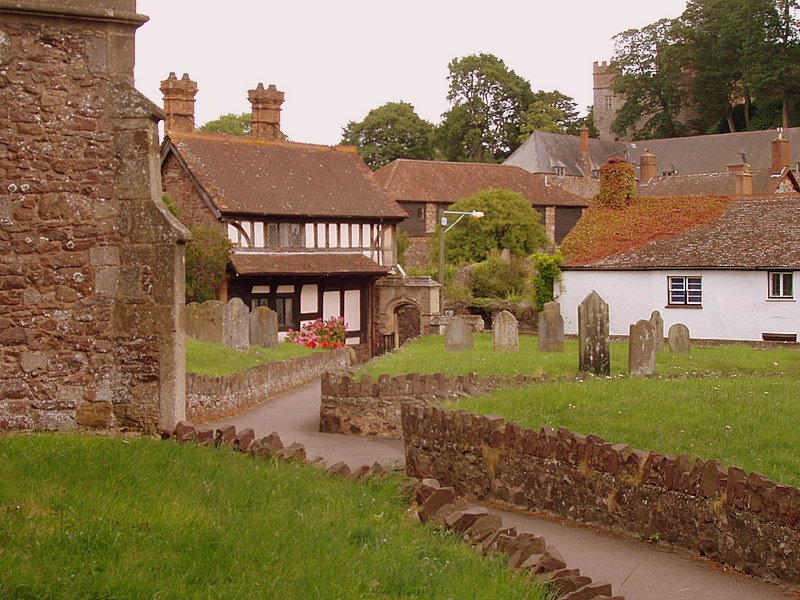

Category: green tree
[185, 226, 233, 303]
[198, 113, 252, 136]
[435, 189, 547, 265]
[470, 254, 531, 300]
[520, 91, 593, 139]
[341, 102, 435, 170]
[437, 53, 534, 162]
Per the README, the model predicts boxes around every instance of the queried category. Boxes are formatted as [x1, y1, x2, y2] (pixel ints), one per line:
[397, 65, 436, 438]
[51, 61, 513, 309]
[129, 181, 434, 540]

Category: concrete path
[204, 380, 796, 600]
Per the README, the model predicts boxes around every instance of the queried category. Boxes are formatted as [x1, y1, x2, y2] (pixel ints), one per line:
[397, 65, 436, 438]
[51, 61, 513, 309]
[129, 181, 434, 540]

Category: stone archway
[372, 275, 442, 356]
[395, 303, 421, 347]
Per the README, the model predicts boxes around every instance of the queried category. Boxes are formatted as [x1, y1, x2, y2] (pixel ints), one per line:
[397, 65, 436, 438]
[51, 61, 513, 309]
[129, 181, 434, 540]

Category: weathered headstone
[223, 298, 250, 351]
[649, 310, 664, 352]
[250, 306, 278, 348]
[493, 310, 519, 352]
[668, 323, 691, 354]
[628, 319, 655, 376]
[578, 291, 610, 375]
[187, 300, 224, 343]
[445, 317, 473, 351]
[538, 301, 565, 352]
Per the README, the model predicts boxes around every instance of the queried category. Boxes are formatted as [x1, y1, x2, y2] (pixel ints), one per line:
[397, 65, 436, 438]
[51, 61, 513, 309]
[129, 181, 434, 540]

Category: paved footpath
[204, 380, 797, 600]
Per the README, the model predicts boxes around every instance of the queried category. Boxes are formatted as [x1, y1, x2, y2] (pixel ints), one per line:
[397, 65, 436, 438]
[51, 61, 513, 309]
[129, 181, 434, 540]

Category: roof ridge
[167, 130, 358, 154]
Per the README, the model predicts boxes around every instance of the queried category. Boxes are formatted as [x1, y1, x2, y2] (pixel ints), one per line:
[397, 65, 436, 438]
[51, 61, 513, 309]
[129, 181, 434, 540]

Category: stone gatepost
[628, 319, 655, 376]
[223, 298, 250, 351]
[578, 291, 610, 375]
[445, 317, 473, 351]
[668, 323, 691, 353]
[538, 301, 564, 352]
[493, 310, 519, 352]
[250, 306, 278, 348]
[649, 310, 664, 352]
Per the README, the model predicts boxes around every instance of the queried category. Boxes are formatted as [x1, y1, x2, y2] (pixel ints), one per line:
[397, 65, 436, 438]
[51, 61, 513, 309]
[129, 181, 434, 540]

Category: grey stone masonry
[649, 310, 664, 352]
[538, 301, 565, 352]
[578, 291, 610, 375]
[445, 317, 474, 351]
[249, 306, 278, 348]
[493, 310, 519, 352]
[628, 319, 655, 376]
[223, 298, 249, 351]
[668, 323, 691, 354]
[186, 300, 224, 344]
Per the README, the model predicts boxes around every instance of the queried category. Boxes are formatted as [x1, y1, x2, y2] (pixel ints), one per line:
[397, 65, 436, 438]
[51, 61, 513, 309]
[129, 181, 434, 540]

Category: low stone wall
[187, 349, 349, 422]
[402, 403, 800, 586]
[320, 372, 541, 438]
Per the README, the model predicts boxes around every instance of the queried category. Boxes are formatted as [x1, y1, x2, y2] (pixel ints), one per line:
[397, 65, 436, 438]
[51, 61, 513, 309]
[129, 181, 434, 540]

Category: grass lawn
[0, 435, 548, 600]
[450, 375, 800, 487]
[358, 333, 800, 379]
[186, 338, 317, 376]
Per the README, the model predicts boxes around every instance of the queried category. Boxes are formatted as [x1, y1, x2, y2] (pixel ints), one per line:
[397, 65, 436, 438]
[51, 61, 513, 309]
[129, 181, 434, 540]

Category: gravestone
[538, 301, 565, 352]
[578, 291, 610, 375]
[250, 306, 278, 348]
[628, 319, 656, 376]
[493, 310, 519, 352]
[445, 317, 473, 351]
[223, 298, 250, 351]
[668, 323, 691, 354]
[187, 300, 224, 344]
[649, 310, 664, 352]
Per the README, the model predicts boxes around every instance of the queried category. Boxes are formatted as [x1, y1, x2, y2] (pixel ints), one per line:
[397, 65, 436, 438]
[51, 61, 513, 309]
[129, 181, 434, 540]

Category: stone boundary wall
[320, 372, 541, 438]
[187, 349, 349, 422]
[401, 403, 800, 586]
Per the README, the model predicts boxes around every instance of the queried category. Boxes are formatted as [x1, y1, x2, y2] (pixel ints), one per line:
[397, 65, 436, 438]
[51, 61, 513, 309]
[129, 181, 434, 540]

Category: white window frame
[668, 276, 702, 306]
[768, 271, 794, 299]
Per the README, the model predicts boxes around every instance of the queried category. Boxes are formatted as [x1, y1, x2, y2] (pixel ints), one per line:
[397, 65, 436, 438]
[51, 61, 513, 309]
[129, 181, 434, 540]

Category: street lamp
[438, 209, 485, 285]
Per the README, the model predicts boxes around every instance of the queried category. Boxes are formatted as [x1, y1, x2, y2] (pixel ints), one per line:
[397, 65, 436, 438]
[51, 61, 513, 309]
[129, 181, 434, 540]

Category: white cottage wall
[557, 270, 800, 341]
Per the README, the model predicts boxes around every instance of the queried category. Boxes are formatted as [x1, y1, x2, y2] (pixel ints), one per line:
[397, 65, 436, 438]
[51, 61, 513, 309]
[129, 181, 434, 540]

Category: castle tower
[248, 83, 284, 141]
[160, 72, 198, 133]
[592, 61, 625, 141]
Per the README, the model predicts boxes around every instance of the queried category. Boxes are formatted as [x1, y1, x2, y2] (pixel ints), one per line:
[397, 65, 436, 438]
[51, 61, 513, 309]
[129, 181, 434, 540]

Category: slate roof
[507, 127, 800, 178]
[373, 159, 587, 207]
[565, 194, 800, 270]
[163, 132, 407, 220]
[229, 252, 389, 276]
[638, 169, 799, 197]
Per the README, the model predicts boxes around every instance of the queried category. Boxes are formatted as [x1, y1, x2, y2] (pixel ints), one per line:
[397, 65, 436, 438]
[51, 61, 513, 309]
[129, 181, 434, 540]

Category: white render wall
[557, 269, 800, 341]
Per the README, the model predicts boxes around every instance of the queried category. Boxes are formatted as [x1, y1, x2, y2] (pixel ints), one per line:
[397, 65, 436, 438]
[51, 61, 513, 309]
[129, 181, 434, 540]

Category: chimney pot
[248, 82, 285, 141]
[640, 149, 657, 183]
[772, 132, 791, 174]
[160, 72, 198, 133]
[735, 167, 753, 196]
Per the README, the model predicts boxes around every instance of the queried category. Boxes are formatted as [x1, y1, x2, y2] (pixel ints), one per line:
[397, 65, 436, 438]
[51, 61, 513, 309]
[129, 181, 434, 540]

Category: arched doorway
[395, 303, 421, 347]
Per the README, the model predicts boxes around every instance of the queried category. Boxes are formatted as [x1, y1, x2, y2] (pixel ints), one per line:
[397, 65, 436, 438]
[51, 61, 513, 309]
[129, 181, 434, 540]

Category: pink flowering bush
[287, 316, 347, 349]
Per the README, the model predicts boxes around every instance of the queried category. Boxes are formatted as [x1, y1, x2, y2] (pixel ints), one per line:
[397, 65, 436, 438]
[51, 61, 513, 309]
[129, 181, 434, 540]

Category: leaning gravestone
[628, 319, 655, 376]
[668, 323, 691, 354]
[493, 310, 519, 352]
[223, 297, 250, 351]
[649, 310, 664, 352]
[250, 306, 278, 348]
[578, 291, 610, 375]
[187, 300, 224, 343]
[538, 301, 565, 352]
[445, 316, 473, 351]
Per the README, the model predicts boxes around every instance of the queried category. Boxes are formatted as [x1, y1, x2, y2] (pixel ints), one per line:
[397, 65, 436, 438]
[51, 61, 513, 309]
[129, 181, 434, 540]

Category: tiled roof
[564, 194, 800, 270]
[505, 131, 624, 177]
[229, 252, 389, 276]
[638, 169, 798, 197]
[373, 159, 587, 207]
[164, 132, 407, 220]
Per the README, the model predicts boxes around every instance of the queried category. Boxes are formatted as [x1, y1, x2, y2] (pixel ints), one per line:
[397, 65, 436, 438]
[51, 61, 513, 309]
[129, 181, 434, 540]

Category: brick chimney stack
[248, 83, 284, 141]
[735, 164, 753, 196]
[772, 128, 791, 174]
[640, 149, 657, 183]
[579, 126, 589, 153]
[160, 72, 198, 133]
[578, 126, 592, 178]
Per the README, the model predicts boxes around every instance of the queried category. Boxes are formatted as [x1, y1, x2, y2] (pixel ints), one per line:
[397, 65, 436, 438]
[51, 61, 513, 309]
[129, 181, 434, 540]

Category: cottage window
[267, 223, 279, 246]
[769, 272, 793, 299]
[553, 166, 566, 176]
[275, 296, 294, 328]
[417, 207, 424, 219]
[668, 276, 702, 306]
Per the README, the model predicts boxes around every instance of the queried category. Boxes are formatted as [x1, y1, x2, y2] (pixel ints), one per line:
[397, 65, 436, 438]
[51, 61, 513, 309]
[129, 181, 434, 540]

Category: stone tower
[248, 83, 285, 141]
[161, 72, 198, 133]
[592, 61, 625, 141]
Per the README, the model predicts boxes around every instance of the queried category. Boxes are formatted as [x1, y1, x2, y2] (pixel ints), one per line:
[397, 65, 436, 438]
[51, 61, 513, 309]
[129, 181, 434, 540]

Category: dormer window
[591, 169, 599, 178]
[553, 166, 566, 176]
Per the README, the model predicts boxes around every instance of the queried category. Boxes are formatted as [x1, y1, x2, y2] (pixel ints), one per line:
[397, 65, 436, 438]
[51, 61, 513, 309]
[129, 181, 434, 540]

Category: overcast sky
[134, 1, 687, 146]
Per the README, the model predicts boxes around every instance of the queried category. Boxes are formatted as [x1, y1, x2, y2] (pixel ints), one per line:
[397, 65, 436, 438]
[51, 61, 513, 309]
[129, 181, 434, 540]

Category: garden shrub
[287, 316, 346, 349]
[470, 254, 531, 299]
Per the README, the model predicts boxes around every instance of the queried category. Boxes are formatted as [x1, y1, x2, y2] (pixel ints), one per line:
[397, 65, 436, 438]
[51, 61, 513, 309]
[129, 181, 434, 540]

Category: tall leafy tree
[198, 113, 252, 136]
[437, 53, 534, 162]
[341, 102, 435, 170]
[520, 90, 594, 139]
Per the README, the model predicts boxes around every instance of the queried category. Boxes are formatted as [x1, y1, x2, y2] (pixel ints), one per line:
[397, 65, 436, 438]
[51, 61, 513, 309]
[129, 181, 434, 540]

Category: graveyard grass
[0, 435, 550, 600]
[186, 338, 316, 376]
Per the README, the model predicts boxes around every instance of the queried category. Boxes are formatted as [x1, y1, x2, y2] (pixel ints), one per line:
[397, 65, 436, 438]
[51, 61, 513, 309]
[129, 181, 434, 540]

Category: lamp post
[438, 209, 485, 285]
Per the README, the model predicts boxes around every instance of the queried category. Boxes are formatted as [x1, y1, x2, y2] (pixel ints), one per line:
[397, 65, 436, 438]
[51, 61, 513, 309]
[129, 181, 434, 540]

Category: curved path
[204, 380, 796, 600]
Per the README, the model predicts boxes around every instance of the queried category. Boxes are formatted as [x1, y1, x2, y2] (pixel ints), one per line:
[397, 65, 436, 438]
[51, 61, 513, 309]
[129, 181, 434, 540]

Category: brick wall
[187, 349, 349, 422]
[161, 153, 221, 230]
[402, 403, 800, 586]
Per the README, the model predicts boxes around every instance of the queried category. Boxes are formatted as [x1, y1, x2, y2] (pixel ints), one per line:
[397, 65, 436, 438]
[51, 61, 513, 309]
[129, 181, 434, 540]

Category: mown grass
[450, 375, 800, 487]
[186, 338, 317, 376]
[358, 333, 800, 379]
[0, 435, 549, 600]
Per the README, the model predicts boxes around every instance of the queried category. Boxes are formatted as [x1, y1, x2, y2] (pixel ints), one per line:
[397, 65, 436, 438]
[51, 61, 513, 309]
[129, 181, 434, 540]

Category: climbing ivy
[530, 252, 562, 311]
[595, 156, 637, 208]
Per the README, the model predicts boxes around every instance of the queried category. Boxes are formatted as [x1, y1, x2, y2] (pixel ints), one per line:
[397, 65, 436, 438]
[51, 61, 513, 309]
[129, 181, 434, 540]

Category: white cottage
[557, 194, 800, 342]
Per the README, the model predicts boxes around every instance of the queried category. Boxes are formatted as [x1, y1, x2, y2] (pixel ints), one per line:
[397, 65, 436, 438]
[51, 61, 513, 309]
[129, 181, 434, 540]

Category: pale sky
[134, 1, 687, 146]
